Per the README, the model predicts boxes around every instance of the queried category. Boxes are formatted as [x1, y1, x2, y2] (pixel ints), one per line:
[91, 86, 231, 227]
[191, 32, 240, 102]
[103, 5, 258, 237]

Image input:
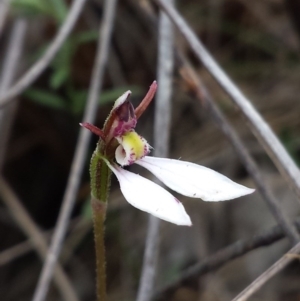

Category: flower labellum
[81, 81, 255, 226]
[115, 131, 150, 166]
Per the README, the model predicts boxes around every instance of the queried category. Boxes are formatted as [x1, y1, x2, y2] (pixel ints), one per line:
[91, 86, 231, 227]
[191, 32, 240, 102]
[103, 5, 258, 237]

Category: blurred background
[0, 0, 300, 300]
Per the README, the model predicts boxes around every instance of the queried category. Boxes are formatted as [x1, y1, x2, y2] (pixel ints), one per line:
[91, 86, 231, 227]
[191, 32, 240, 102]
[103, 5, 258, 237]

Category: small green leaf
[69, 89, 87, 115]
[72, 30, 99, 46]
[25, 88, 66, 110]
[50, 67, 70, 90]
[50, 0, 68, 23]
[12, 0, 68, 23]
[50, 42, 72, 89]
[12, 0, 56, 18]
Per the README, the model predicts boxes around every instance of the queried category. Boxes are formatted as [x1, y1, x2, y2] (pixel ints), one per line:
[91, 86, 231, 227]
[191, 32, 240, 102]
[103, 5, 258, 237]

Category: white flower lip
[115, 144, 129, 166]
[115, 132, 150, 166]
[107, 162, 192, 226]
[136, 156, 255, 202]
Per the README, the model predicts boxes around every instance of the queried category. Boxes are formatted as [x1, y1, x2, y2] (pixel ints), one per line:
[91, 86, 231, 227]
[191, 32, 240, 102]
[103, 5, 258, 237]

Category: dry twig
[0, 19, 26, 168]
[154, 0, 300, 202]
[31, 1, 118, 300]
[0, 217, 85, 266]
[0, 0, 88, 108]
[231, 241, 300, 301]
[0, 177, 79, 301]
[152, 217, 300, 300]
[136, 2, 174, 300]
[0, 0, 10, 36]
[0, 238, 35, 266]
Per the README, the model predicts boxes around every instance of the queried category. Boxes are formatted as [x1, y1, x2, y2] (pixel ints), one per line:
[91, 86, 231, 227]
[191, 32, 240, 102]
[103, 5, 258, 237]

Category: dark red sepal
[135, 81, 157, 119]
[80, 122, 106, 140]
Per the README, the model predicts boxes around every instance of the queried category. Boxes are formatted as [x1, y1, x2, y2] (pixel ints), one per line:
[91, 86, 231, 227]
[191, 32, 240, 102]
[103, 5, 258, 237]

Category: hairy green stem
[92, 199, 107, 301]
[90, 148, 112, 301]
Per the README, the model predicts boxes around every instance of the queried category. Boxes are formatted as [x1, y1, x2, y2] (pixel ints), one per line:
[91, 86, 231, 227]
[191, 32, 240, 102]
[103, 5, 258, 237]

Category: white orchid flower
[81, 83, 255, 226]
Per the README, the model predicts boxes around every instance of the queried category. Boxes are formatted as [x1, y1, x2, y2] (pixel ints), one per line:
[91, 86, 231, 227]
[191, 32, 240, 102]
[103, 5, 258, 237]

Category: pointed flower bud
[111, 100, 136, 137]
[104, 91, 137, 142]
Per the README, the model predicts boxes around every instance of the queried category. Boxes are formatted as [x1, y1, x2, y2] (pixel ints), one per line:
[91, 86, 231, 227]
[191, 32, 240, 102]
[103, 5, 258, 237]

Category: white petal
[136, 156, 255, 202]
[107, 163, 192, 226]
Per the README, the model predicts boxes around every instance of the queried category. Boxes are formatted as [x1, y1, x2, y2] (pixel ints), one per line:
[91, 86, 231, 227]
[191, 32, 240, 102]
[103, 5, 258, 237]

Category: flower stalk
[91, 198, 107, 301]
[90, 149, 111, 301]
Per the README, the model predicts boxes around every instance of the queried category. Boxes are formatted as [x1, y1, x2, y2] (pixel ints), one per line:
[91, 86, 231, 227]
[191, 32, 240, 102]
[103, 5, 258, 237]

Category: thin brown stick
[31, 0, 118, 300]
[0, 238, 34, 266]
[231, 241, 300, 301]
[0, 19, 24, 93]
[0, 19, 26, 168]
[0, 0, 88, 109]
[152, 218, 300, 300]
[0, 0, 10, 36]
[0, 217, 84, 266]
[136, 2, 174, 300]
[178, 54, 300, 244]
[154, 0, 300, 202]
[0, 176, 79, 301]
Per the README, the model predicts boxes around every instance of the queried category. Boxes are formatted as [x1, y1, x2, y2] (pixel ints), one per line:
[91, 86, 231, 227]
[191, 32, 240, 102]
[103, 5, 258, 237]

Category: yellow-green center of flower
[123, 131, 145, 157]
[115, 131, 150, 166]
